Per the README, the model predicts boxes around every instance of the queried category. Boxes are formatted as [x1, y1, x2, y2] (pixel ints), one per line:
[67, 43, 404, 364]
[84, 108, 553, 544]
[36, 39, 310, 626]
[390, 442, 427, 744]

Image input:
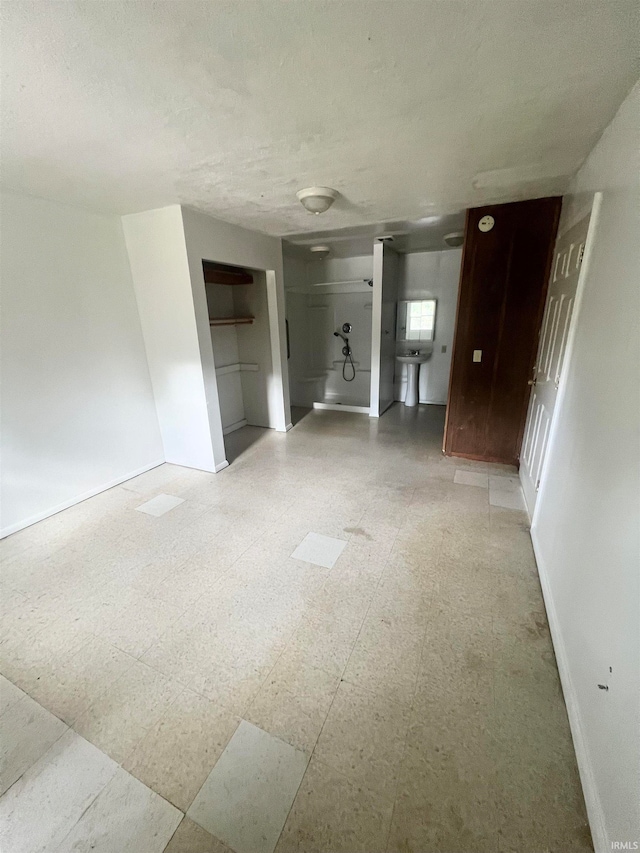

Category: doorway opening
[282, 230, 464, 438]
[203, 260, 277, 464]
[283, 250, 374, 414]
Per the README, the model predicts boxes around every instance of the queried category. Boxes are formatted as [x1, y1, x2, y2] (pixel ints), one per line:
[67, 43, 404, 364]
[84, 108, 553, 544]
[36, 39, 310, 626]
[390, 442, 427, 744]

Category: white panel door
[521, 211, 592, 515]
[370, 243, 398, 417]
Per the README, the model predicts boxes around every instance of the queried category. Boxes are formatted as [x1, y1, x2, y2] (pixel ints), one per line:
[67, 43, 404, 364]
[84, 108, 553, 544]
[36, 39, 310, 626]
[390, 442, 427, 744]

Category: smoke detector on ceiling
[310, 245, 331, 259]
[443, 231, 464, 248]
[296, 186, 339, 215]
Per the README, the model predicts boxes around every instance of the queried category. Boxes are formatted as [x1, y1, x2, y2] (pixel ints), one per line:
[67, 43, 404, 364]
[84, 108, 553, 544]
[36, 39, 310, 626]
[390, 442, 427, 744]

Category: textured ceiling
[283, 212, 467, 258]
[2, 1, 638, 236]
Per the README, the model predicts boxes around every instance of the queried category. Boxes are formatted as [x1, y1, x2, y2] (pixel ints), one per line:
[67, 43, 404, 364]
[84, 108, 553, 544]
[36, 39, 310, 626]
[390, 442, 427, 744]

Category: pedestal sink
[397, 351, 432, 407]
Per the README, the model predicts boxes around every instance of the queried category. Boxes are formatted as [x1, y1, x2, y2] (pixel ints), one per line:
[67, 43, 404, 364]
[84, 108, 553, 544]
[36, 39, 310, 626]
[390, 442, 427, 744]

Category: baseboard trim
[313, 402, 370, 414]
[222, 418, 247, 435]
[0, 458, 165, 539]
[214, 460, 230, 473]
[284, 423, 294, 432]
[530, 526, 608, 853]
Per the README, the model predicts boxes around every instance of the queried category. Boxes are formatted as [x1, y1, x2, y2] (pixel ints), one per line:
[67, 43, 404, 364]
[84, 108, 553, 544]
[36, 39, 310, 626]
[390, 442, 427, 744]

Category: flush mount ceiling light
[296, 186, 339, 215]
[443, 231, 464, 248]
[310, 245, 331, 259]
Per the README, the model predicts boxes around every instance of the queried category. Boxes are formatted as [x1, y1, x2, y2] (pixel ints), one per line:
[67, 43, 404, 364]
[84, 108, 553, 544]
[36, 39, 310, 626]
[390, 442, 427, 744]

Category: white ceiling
[2, 1, 637, 236]
[283, 212, 467, 258]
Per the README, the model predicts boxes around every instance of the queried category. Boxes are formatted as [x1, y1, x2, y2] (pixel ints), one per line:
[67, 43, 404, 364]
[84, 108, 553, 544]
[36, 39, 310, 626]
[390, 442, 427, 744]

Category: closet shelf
[202, 263, 254, 286]
[209, 317, 254, 326]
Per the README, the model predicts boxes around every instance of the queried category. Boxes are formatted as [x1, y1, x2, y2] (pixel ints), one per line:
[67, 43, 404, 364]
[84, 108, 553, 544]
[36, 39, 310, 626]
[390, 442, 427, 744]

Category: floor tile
[27, 635, 136, 725]
[489, 476, 527, 510]
[341, 615, 424, 705]
[140, 612, 276, 716]
[290, 532, 347, 569]
[0, 609, 92, 691]
[284, 609, 360, 677]
[414, 630, 495, 724]
[0, 693, 67, 795]
[73, 660, 182, 763]
[489, 490, 527, 510]
[187, 720, 308, 853]
[99, 594, 185, 658]
[274, 758, 393, 853]
[55, 767, 181, 853]
[246, 653, 340, 753]
[163, 817, 231, 853]
[123, 688, 239, 811]
[136, 494, 186, 517]
[388, 720, 498, 853]
[0, 674, 26, 717]
[121, 464, 186, 496]
[313, 681, 410, 801]
[454, 469, 489, 488]
[0, 729, 118, 853]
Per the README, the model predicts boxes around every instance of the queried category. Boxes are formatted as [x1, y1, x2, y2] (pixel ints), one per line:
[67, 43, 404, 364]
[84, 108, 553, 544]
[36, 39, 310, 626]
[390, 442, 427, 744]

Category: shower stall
[284, 254, 374, 412]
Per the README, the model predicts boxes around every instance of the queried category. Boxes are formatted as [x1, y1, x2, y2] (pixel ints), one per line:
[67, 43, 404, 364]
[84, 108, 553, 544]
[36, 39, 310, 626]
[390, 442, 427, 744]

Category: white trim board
[369, 398, 394, 418]
[393, 394, 447, 406]
[530, 527, 608, 852]
[215, 362, 259, 377]
[222, 418, 248, 435]
[312, 402, 370, 414]
[0, 459, 165, 539]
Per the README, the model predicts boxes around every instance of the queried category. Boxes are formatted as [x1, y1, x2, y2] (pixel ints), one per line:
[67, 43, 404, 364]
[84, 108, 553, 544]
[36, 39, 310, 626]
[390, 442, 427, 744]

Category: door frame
[442, 209, 471, 452]
[530, 192, 603, 526]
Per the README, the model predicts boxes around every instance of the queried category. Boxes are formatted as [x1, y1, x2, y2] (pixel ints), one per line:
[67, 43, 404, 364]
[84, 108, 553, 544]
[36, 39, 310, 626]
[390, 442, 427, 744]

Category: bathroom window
[397, 299, 437, 342]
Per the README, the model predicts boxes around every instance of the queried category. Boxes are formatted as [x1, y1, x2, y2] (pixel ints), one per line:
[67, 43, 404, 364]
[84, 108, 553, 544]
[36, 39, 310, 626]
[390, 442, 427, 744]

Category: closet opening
[202, 260, 276, 463]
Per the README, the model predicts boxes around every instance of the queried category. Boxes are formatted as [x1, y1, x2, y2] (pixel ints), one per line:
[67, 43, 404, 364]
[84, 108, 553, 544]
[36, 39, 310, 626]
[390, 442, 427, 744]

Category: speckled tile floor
[0, 404, 592, 852]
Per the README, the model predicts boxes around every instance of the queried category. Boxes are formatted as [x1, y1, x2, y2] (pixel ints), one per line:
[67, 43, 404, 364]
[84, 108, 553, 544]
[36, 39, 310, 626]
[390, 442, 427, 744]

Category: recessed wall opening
[282, 223, 465, 441]
[202, 260, 277, 462]
[284, 251, 374, 414]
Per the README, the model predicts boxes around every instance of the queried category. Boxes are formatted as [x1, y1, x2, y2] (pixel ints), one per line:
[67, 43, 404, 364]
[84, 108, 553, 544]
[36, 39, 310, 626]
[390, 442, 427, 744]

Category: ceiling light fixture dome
[296, 186, 338, 215]
[443, 231, 464, 248]
[310, 245, 331, 259]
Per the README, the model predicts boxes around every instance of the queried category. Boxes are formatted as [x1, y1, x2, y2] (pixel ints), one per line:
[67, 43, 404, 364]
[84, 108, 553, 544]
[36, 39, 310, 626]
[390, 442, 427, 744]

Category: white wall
[122, 206, 218, 472]
[531, 83, 640, 851]
[206, 285, 245, 434]
[395, 249, 462, 404]
[180, 207, 291, 448]
[233, 272, 281, 427]
[305, 255, 373, 288]
[282, 255, 309, 407]
[1, 190, 163, 536]
[370, 243, 398, 417]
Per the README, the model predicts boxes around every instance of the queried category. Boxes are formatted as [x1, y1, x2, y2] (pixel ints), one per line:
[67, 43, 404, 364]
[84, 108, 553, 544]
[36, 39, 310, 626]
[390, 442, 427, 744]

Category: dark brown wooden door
[444, 197, 561, 465]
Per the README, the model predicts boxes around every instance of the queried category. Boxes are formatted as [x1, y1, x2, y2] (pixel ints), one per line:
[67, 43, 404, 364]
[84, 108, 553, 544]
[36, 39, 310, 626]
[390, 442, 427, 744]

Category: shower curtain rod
[311, 279, 373, 287]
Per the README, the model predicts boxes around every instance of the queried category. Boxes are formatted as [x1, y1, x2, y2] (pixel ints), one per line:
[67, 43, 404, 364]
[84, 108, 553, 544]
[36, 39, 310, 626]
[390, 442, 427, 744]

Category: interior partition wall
[124, 205, 290, 474]
[370, 242, 399, 417]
